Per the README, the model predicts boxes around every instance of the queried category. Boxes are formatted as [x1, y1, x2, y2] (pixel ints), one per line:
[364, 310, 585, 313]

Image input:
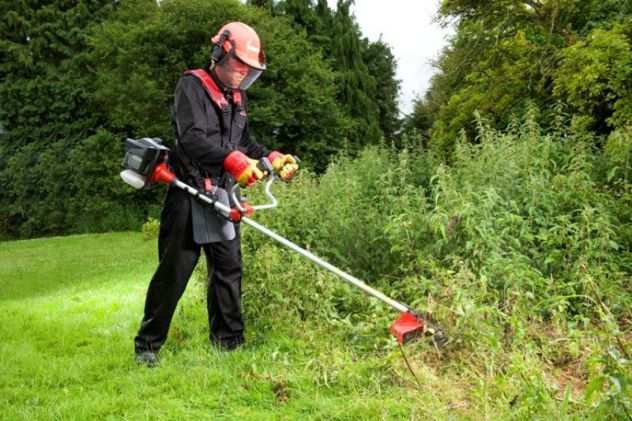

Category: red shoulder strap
[184, 69, 241, 108]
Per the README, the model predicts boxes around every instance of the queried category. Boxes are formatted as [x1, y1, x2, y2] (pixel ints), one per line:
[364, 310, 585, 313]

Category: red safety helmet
[211, 22, 266, 90]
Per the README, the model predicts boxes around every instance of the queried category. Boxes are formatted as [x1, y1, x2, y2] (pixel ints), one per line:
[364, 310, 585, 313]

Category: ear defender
[210, 30, 231, 64]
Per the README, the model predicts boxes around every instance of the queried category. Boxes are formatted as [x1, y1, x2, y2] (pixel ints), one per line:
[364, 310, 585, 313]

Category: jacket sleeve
[174, 76, 232, 174]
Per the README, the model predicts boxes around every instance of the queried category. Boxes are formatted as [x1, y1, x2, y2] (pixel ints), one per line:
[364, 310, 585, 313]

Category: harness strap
[184, 69, 241, 108]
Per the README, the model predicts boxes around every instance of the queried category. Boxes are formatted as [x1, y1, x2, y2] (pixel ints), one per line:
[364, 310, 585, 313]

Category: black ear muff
[211, 30, 231, 64]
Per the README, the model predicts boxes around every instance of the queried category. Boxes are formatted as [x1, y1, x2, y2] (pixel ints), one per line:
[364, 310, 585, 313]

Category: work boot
[135, 350, 159, 367]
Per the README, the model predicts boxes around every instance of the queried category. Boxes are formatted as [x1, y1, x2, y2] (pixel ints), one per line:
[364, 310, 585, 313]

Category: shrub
[229, 109, 631, 347]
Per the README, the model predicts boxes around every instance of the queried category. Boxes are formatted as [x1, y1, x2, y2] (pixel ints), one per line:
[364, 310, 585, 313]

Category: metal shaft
[174, 178, 410, 313]
[240, 215, 410, 313]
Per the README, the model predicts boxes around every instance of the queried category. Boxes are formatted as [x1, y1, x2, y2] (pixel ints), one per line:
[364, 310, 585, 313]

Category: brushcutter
[121, 137, 444, 345]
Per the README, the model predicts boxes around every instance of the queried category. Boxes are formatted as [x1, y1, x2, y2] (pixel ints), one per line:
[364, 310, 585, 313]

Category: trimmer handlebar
[231, 174, 278, 213]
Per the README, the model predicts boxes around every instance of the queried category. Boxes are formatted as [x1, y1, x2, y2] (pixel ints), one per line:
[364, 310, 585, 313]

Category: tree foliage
[0, 0, 119, 237]
[363, 39, 400, 140]
[407, 0, 632, 158]
[89, 0, 350, 167]
[274, 0, 401, 150]
[554, 23, 632, 130]
[0, 0, 400, 238]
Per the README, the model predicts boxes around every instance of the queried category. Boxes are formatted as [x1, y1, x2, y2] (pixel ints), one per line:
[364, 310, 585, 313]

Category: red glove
[224, 151, 264, 187]
[268, 151, 299, 181]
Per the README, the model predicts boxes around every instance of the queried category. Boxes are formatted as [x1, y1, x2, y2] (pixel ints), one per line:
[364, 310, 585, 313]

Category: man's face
[215, 55, 249, 89]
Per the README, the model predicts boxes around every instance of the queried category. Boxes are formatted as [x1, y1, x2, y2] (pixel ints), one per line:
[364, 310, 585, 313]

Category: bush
[175, 108, 630, 416]
[224, 109, 631, 369]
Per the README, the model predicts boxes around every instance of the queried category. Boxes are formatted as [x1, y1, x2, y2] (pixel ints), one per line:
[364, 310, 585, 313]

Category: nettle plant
[428, 112, 627, 319]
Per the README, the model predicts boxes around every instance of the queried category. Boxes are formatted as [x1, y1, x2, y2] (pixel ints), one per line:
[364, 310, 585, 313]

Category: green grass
[1, 232, 629, 419]
[0, 233, 441, 419]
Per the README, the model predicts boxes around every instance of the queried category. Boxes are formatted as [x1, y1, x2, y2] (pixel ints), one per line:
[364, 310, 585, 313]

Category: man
[134, 22, 298, 366]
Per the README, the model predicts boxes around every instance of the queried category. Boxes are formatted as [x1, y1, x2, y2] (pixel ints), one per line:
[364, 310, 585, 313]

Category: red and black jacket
[171, 68, 268, 187]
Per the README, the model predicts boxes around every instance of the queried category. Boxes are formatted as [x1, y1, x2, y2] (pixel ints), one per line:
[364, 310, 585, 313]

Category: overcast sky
[327, 0, 453, 115]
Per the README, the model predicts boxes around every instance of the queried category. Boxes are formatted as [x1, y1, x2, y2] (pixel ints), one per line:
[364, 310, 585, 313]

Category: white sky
[329, 0, 453, 115]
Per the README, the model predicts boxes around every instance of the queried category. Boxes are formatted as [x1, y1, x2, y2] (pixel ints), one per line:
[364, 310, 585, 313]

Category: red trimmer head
[390, 311, 425, 344]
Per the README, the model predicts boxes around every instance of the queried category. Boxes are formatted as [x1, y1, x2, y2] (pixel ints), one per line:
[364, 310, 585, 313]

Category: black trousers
[134, 187, 244, 353]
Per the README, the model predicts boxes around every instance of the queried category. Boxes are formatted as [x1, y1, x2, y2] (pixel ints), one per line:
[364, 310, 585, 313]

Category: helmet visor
[217, 53, 264, 90]
[238, 66, 263, 90]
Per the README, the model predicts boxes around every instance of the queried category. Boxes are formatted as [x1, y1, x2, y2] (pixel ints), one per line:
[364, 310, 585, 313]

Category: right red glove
[224, 151, 264, 188]
[268, 151, 299, 181]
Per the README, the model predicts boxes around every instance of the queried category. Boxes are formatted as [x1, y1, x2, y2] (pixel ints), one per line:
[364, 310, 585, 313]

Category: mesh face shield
[216, 51, 264, 90]
[215, 51, 265, 90]
[237, 64, 263, 90]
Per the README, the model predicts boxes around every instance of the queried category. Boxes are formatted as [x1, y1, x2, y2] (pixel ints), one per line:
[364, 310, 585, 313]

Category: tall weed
[177, 110, 631, 416]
